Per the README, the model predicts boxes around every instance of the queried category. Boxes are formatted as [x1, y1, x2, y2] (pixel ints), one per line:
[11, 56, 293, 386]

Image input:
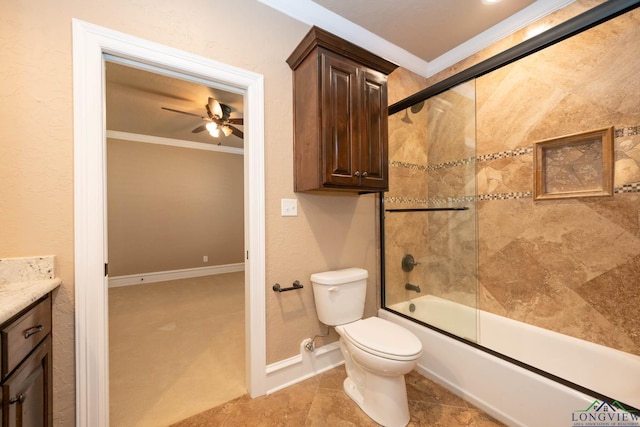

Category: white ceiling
[106, 0, 575, 147]
[313, 0, 539, 62]
[259, 0, 575, 77]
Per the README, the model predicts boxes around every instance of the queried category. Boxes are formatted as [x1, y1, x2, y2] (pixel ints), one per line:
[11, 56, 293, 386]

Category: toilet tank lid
[311, 268, 368, 285]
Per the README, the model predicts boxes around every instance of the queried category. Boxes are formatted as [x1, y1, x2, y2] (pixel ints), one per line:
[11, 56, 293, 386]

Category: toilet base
[343, 374, 410, 427]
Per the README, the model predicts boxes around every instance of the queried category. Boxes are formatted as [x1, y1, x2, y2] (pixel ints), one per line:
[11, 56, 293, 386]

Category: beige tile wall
[385, 6, 640, 357]
[476, 8, 640, 356]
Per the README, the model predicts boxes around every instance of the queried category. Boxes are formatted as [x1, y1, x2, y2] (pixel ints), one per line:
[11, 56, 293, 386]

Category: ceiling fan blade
[227, 118, 244, 125]
[229, 125, 244, 139]
[191, 124, 207, 133]
[208, 97, 223, 119]
[161, 106, 205, 119]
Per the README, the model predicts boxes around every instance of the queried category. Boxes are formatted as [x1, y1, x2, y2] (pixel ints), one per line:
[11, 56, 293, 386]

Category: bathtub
[381, 295, 640, 426]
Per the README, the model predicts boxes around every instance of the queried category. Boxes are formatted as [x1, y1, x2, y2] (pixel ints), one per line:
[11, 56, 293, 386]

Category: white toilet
[311, 268, 423, 427]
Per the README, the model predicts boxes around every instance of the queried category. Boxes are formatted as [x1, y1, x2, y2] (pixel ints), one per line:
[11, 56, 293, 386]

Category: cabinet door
[321, 52, 360, 188]
[359, 68, 388, 190]
[2, 337, 51, 427]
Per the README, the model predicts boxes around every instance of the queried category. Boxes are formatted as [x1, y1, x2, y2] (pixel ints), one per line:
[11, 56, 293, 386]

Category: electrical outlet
[203, 255, 208, 262]
[281, 199, 298, 217]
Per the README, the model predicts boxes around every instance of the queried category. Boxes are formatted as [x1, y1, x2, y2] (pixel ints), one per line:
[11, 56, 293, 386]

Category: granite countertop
[0, 255, 61, 324]
[0, 278, 61, 324]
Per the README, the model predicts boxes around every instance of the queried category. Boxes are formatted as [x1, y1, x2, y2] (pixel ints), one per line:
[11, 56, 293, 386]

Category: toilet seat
[339, 317, 422, 361]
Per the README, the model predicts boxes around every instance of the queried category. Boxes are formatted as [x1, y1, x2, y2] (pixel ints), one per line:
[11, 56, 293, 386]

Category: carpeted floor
[109, 272, 246, 427]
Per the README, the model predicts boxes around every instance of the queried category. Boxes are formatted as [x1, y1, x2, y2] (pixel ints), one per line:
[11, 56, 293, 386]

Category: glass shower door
[383, 80, 478, 342]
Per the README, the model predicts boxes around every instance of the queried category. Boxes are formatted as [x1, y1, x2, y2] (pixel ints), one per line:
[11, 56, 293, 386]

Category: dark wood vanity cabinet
[287, 27, 398, 192]
[1, 295, 53, 427]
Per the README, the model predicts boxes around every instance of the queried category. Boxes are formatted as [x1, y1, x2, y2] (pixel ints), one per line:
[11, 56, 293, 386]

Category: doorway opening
[105, 59, 247, 426]
[73, 20, 266, 427]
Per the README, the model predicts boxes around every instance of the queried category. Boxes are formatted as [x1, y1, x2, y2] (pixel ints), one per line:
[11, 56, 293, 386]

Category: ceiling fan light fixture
[209, 98, 224, 119]
[221, 125, 233, 137]
[206, 121, 221, 137]
[163, 98, 243, 140]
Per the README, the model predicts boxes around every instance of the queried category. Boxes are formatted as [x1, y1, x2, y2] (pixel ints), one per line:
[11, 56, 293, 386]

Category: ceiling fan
[161, 97, 244, 140]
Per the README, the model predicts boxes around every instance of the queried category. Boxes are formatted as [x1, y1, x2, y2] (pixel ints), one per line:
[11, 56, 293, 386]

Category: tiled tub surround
[384, 7, 640, 370]
[473, 2, 640, 357]
[0, 256, 61, 323]
[386, 127, 640, 356]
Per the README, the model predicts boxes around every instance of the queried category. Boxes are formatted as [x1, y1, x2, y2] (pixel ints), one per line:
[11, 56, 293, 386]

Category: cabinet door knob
[354, 170, 360, 177]
[361, 171, 368, 177]
[9, 394, 26, 405]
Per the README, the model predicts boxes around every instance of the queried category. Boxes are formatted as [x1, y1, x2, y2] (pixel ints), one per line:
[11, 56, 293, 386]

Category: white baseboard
[108, 263, 245, 288]
[265, 340, 344, 395]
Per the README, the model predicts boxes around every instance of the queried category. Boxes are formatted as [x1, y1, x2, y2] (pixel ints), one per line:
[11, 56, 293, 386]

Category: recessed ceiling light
[482, 0, 502, 4]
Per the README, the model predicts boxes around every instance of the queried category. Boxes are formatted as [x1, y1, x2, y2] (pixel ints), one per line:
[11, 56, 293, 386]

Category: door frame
[72, 19, 266, 427]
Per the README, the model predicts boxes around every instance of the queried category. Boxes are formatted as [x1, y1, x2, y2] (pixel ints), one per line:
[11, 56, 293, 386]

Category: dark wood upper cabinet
[287, 27, 398, 192]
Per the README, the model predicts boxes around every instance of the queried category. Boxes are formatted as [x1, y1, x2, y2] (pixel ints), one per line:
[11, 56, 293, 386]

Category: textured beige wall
[107, 139, 244, 276]
[0, 1, 378, 424]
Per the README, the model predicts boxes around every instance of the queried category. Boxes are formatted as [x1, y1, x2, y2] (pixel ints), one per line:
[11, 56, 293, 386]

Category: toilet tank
[310, 268, 368, 326]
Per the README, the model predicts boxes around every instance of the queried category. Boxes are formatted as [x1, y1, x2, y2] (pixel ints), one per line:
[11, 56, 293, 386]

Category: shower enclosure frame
[387, 0, 640, 116]
[380, 0, 640, 410]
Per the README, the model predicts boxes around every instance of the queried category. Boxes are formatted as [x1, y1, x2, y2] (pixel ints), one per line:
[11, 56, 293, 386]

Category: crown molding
[256, 0, 430, 76]
[427, 0, 575, 76]
[258, 0, 575, 78]
[106, 130, 245, 155]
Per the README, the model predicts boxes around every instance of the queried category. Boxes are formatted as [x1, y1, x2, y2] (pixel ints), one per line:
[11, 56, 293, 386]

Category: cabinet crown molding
[286, 26, 398, 75]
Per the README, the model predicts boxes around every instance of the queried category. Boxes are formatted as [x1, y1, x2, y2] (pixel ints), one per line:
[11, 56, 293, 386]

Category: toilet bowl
[336, 317, 422, 427]
[311, 268, 423, 427]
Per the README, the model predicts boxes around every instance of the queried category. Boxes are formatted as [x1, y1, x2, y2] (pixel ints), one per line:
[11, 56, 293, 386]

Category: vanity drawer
[1, 295, 51, 379]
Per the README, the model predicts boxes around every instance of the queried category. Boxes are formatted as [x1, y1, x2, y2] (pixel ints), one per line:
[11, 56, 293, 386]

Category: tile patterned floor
[170, 366, 506, 426]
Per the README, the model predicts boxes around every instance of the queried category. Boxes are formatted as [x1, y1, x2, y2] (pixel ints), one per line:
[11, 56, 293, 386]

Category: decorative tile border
[615, 182, 640, 193]
[384, 195, 476, 205]
[472, 184, 640, 200]
[389, 158, 476, 172]
[386, 184, 640, 207]
[389, 160, 429, 171]
[391, 125, 639, 173]
[384, 196, 430, 204]
[389, 148, 533, 172]
[442, 195, 476, 204]
[388, 126, 640, 203]
[477, 192, 533, 201]
[476, 147, 533, 162]
[427, 157, 475, 171]
[615, 126, 640, 138]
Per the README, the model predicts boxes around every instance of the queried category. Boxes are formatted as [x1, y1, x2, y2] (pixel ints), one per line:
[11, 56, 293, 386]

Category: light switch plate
[281, 198, 298, 217]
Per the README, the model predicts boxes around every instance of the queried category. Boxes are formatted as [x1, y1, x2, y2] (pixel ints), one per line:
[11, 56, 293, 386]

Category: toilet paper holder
[273, 280, 304, 292]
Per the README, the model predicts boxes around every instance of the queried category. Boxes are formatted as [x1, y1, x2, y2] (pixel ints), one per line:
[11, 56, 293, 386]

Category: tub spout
[405, 283, 421, 293]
